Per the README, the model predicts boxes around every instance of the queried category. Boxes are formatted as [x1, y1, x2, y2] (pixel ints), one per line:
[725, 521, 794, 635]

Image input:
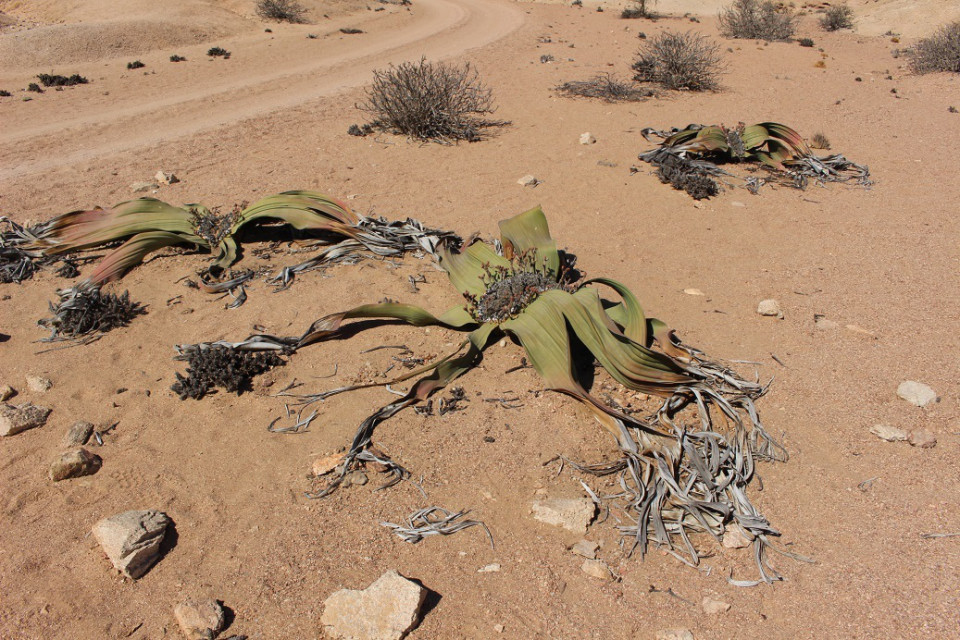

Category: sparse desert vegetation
[207, 46, 231, 58]
[557, 73, 654, 101]
[126, 60, 145, 70]
[632, 30, 724, 91]
[255, 0, 307, 24]
[718, 0, 797, 41]
[908, 21, 960, 73]
[820, 4, 855, 32]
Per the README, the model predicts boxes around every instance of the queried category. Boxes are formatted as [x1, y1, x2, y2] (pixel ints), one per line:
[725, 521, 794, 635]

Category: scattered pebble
[0, 385, 15, 401]
[25, 375, 52, 392]
[730, 201, 746, 208]
[814, 316, 839, 330]
[896, 381, 937, 407]
[683, 288, 705, 296]
[92, 510, 170, 579]
[321, 570, 427, 640]
[579, 132, 596, 145]
[478, 563, 501, 573]
[130, 181, 158, 193]
[49, 448, 102, 481]
[345, 470, 369, 487]
[908, 430, 937, 449]
[721, 524, 753, 549]
[757, 299, 783, 318]
[312, 453, 345, 477]
[845, 324, 876, 337]
[174, 599, 225, 640]
[493, 623, 505, 633]
[517, 174, 540, 187]
[580, 558, 609, 580]
[0, 402, 52, 437]
[571, 539, 599, 559]
[656, 630, 694, 640]
[870, 424, 908, 442]
[154, 170, 180, 185]
[701, 596, 731, 615]
[63, 421, 94, 446]
[531, 498, 596, 535]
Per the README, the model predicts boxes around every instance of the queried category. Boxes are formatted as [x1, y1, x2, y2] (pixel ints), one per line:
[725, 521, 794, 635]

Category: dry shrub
[718, 0, 797, 41]
[256, 0, 307, 23]
[632, 31, 724, 91]
[557, 74, 655, 101]
[810, 132, 830, 149]
[172, 346, 285, 399]
[359, 58, 506, 142]
[820, 4, 855, 32]
[908, 21, 960, 74]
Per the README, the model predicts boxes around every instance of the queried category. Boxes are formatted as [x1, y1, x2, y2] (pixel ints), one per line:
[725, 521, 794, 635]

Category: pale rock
[63, 421, 94, 446]
[345, 470, 368, 487]
[531, 498, 595, 535]
[814, 316, 839, 330]
[50, 448, 102, 481]
[731, 201, 746, 207]
[845, 324, 876, 337]
[579, 132, 596, 145]
[321, 570, 426, 640]
[757, 299, 783, 318]
[477, 563, 501, 573]
[0, 403, 52, 437]
[0, 385, 15, 401]
[130, 181, 158, 193]
[721, 525, 753, 549]
[896, 381, 937, 407]
[656, 630, 694, 640]
[683, 288, 705, 296]
[580, 558, 608, 580]
[701, 596, 731, 615]
[26, 375, 52, 392]
[908, 430, 937, 449]
[870, 424, 908, 442]
[517, 174, 539, 187]
[312, 453, 345, 477]
[174, 599, 225, 640]
[155, 170, 180, 185]
[572, 539, 599, 559]
[494, 624, 505, 633]
[92, 510, 170, 579]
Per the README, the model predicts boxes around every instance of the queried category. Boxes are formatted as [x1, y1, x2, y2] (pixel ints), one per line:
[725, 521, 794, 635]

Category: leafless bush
[820, 4, 854, 32]
[632, 31, 724, 91]
[907, 21, 960, 74]
[557, 74, 654, 101]
[359, 58, 507, 142]
[718, 0, 797, 41]
[256, 0, 307, 24]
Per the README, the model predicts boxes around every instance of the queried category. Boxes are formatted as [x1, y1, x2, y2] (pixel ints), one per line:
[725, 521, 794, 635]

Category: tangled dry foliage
[556, 73, 655, 102]
[819, 4, 855, 32]
[718, 0, 797, 41]
[256, 0, 308, 24]
[358, 58, 509, 142]
[632, 31, 725, 92]
[172, 345, 286, 399]
[908, 21, 960, 74]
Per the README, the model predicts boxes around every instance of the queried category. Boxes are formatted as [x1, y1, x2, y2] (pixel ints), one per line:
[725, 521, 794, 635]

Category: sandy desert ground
[1, 0, 959, 638]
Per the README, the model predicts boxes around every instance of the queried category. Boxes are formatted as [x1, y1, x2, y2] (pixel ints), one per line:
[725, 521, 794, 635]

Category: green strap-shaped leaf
[498, 205, 559, 276]
[440, 240, 511, 297]
[84, 231, 199, 286]
[296, 302, 479, 348]
[583, 277, 648, 345]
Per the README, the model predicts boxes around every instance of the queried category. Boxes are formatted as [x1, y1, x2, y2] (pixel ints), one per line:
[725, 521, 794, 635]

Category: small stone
[656, 630, 694, 640]
[154, 170, 180, 185]
[92, 510, 170, 579]
[0, 385, 15, 401]
[683, 288, 705, 296]
[571, 539, 599, 559]
[579, 132, 596, 145]
[493, 624, 504, 633]
[531, 498, 596, 535]
[477, 563, 501, 573]
[312, 453, 345, 477]
[580, 559, 608, 580]
[321, 570, 427, 640]
[345, 470, 369, 487]
[845, 324, 876, 337]
[896, 381, 937, 407]
[721, 524, 753, 549]
[63, 421, 94, 446]
[814, 316, 839, 330]
[757, 299, 783, 318]
[870, 424, 908, 442]
[26, 375, 52, 392]
[0, 402, 52, 437]
[730, 201, 746, 207]
[702, 596, 731, 615]
[49, 448, 102, 481]
[130, 181, 158, 193]
[174, 599, 225, 640]
[908, 430, 937, 449]
[517, 174, 539, 187]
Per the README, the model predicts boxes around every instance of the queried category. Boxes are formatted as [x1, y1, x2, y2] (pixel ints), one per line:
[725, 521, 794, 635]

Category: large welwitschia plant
[178, 207, 794, 581]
